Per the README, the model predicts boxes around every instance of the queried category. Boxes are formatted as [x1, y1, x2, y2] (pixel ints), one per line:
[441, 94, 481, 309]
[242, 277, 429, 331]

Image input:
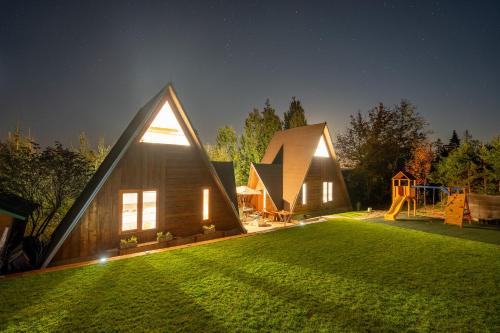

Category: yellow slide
[384, 196, 407, 220]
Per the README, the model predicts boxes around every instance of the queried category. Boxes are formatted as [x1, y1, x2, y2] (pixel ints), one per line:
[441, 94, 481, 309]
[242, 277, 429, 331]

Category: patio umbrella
[236, 186, 261, 196]
[236, 186, 261, 209]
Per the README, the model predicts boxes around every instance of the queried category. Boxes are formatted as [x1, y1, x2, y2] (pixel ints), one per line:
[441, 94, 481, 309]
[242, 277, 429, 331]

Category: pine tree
[236, 109, 263, 184]
[206, 126, 238, 162]
[448, 130, 460, 149]
[259, 99, 282, 156]
[284, 97, 307, 129]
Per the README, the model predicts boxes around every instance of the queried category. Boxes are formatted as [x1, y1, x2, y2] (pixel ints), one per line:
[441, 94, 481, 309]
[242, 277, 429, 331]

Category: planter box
[196, 230, 223, 242]
[119, 242, 137, 250]
[119, 240, 165, 255]
[157, 235, 173, 243]
[167, 236, 196, 247]
[203, 228, 216, 235]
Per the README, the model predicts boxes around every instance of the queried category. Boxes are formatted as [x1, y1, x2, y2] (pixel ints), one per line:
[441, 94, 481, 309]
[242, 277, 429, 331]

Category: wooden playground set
[384, 171, 472, 227]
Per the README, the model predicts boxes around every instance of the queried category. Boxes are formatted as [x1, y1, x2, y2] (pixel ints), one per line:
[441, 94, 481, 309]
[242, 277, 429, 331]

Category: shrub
[156, 231, 173, 242]
[202, 225, 216, 234]
[119, 236, 138, 249]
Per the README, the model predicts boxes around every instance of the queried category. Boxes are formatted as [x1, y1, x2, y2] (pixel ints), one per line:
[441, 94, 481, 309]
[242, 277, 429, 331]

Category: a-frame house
[42, 84, 244, 268]
[248, 123, 351, 218]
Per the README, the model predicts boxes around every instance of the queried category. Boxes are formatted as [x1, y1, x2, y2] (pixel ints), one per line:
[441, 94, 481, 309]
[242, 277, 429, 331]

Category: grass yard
[1, 218, 499, 332]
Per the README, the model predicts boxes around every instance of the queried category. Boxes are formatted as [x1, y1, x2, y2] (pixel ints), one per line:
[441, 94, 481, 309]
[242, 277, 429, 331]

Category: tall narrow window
[122, 193, 138, 231]
[328, 182, 333, 202]
[302, 183, 307, 205]
[322, 182, 328, 203]
[263, 188, 267, 210]
[142, 191, 157, 230]
[203, 188, 209, 220]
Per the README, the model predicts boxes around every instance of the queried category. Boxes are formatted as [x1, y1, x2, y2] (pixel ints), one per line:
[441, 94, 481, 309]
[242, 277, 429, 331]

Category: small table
[242, 207, 254, 218]
[275, 210, 292, 224]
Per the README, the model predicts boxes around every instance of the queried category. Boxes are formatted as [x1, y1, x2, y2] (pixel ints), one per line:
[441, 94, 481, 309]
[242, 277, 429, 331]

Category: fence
[468, 193, 500, 221]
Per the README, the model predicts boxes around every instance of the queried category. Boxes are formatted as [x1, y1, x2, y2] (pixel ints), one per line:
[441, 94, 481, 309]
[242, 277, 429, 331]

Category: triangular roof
[42, 84, 244, 268]
[0, 191, 38, 220]
[212, 161, 238, 210]
[260, 123, 339, 211]
[392, 171, 416, 180]
[252, 163, 283, 210]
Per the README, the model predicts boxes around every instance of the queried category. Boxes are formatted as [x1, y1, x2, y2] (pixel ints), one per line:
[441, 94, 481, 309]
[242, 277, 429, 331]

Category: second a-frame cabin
[247, 123, 351, 218]
[41, 84, 244, 268]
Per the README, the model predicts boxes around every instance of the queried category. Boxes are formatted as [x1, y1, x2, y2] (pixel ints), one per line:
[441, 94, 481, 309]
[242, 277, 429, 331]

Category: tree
[405, 142, 435, 185]
[0, 128, 103, 265]
[430, 141, 479, 190]
[77, 132, 110, 171]
[259, 99, 282, 157]
[478, 136, 500, 194]
[206, 126, 238, 162]
[284, 97, 307, 129]
[449, 130, 461, 149]
[336, 100, 428, 206]
[440, 130, 461, 158]
[236, 109, 263, 185]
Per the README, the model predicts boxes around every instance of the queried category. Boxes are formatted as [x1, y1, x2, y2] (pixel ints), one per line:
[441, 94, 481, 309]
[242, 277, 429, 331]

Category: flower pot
[120, 242, 137, 250]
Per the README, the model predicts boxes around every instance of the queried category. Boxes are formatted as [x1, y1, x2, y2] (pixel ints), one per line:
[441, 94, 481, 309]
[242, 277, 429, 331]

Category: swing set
[384, 171, 472, 227]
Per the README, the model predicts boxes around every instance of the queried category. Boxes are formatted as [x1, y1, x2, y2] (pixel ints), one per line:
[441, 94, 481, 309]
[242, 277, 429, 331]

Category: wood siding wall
[53, 142, 241, 263]
[293, 157, 351, 215]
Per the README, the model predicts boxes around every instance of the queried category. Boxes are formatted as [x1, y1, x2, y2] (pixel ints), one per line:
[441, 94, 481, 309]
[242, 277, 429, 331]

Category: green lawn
[1, 218, 499, 332]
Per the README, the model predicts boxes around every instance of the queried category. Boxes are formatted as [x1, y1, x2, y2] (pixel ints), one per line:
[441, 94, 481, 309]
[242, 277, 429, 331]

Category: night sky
[1, 0, 499, 147]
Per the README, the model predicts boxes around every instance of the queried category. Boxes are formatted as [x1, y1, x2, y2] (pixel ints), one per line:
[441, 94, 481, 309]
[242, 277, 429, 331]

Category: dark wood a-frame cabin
[42, 84, 244, 268]
[248, 123, 351, 218]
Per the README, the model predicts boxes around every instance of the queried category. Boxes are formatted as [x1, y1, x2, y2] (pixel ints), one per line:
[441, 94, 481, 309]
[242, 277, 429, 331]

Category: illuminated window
[140, 100, 190, 145]
[302, 183, 307, 205]
[322, 182, 328, 203]
[122, 193, 138, 231]
[263, 188, 267, 210]
[203, 189, 209, 220]
[142, 191, 157, 230]
[328, 182, 333, 202]
[314, 136, 330, 157]
[121, 191, 157, 232]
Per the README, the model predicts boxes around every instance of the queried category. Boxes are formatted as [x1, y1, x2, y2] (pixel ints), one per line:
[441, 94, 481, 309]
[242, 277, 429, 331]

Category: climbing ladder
[444, 193, 472, 227]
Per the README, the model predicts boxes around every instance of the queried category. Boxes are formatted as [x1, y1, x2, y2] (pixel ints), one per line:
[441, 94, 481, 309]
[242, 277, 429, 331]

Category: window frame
[119, 189, 158, 235]
[302, 183, 307, 205]
[202, 187, 210, 221]
[328, 182, 333, 202]
[322, 181, 334, 204]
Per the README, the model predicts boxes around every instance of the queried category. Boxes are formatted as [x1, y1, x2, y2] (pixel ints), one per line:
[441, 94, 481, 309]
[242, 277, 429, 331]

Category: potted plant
[119, 235, 138, 249]
[157, 231, 173, 243]
[202, 224, 216, 235]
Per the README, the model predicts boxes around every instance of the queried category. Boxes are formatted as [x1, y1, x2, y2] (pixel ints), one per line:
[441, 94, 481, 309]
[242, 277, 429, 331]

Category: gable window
[314, 136, 330, 157]
[203, 188, 210, 220]
[120, 190, 157, 232]
[302, 183, 307, 205]
[140, 100, 190, 146]
[322, 182, 333, 203]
